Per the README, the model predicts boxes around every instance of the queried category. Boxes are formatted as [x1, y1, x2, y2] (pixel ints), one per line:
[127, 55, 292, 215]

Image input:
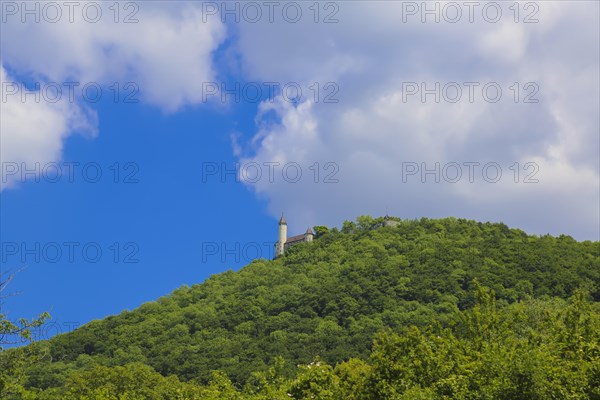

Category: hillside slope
[3, 216, 599, 398]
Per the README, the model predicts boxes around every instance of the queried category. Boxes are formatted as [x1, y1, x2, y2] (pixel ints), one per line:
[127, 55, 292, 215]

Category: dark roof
[305, 228, 313, 234]
[279, 214, 287, 225]
[286, 233, 307, 243]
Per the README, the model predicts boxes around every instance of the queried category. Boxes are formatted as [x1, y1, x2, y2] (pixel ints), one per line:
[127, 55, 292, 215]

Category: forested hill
[3, 216, 599, 399]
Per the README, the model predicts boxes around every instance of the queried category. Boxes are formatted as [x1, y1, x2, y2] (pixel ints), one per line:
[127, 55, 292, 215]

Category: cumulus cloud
[1, 2, 226, 112]
[1, 2, 227, 189]
[235, 1, 599, 240]
[0, 64, 98, 190]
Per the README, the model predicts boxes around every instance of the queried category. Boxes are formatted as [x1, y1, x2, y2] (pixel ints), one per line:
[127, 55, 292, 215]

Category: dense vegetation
[1, 216, 599, 399]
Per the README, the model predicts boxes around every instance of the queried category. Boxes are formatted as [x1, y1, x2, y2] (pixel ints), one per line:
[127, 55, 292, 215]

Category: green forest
[1, 216, 599, 399]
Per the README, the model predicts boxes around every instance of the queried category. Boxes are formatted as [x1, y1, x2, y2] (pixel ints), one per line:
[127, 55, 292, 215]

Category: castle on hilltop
[383, 214, 400, 227]
[274, 213, 399, 258]
[274, 214, 313, 258]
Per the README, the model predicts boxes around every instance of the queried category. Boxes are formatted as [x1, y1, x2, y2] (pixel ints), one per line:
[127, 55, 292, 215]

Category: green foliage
[53, 362, 209, 400]
[288, 358, 338, 399]
[2, 216, 599, 399]
[0, 284, 50, 399]
[1, 311, 50, 350]
[360, 287, 600, 399]
[0, 343, 50, 399]
[313, 225, 329, 238]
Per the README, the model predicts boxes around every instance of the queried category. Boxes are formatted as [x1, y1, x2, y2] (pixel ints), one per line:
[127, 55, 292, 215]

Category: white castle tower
[274, 213, 313, 258]
[275, 214, 288, 258]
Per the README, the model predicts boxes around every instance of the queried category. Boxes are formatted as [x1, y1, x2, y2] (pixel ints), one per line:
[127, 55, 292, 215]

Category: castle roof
[279, 214, 287, 225]
[286, 233, 308, 243]
[305, 228, 313, 234]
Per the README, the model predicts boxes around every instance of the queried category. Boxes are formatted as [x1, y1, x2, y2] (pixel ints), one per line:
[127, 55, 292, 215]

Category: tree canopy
[1, 216, 598, 399]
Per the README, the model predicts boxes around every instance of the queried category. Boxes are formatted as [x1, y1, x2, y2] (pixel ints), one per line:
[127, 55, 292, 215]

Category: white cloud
[1, 2, 226, 112]
[0, 64, 98, 190]
[478, 21, 527, 64]
[1, 2, 227, 189]
[235, 1, 600, 240]
[2, 1, 597, 239]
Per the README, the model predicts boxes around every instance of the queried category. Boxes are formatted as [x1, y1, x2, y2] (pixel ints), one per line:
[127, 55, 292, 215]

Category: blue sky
[1, 67, 280, 342]
[1, 1, 599, 343]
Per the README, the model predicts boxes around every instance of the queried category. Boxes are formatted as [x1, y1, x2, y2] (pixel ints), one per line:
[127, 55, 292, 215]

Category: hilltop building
[274, 214, 313, 258]
[274, 213, 398, 258]
[383, 214, 400, 227]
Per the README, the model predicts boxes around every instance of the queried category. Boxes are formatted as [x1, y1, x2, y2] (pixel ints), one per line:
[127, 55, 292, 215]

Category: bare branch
[0, 266, 27, 296]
